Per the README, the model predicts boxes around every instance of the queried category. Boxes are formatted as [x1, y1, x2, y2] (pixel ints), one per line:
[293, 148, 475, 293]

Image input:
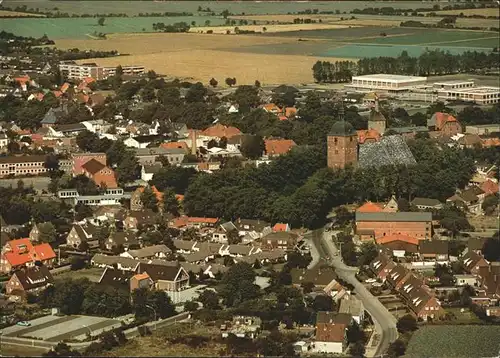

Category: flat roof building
[59, 61, 145, 80]
[437, 86, 500, 105]
[433, 80, 475, 90]
[346, 74, 428, 92]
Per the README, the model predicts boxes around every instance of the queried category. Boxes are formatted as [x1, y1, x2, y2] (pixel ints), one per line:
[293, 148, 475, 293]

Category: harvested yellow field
[0, 10, 45, 17]
[432, 8, 500, 17]
[56, 33, 348, 85]
[191, 23, 352, 34]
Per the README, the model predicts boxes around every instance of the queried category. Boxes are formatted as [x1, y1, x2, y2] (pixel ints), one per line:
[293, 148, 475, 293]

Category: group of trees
[152, 22, 190, 33]
[313, 50, 499, 82]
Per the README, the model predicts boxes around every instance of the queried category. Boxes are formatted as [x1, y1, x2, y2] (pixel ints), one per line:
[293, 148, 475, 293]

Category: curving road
[312, 229, 398, 358]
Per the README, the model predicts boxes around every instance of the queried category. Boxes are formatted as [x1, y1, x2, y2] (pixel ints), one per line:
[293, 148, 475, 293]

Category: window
[334, 138, 338, 144]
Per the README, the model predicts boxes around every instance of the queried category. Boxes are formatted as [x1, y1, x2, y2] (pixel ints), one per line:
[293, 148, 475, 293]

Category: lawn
[405, 325, 500, 358]
[54, 267, 104, 282]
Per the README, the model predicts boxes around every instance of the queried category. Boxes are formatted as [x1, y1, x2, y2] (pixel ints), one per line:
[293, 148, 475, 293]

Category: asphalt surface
[312, 229, 398, 358]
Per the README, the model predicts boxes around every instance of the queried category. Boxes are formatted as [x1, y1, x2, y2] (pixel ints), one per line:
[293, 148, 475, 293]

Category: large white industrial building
[345, 74, 428, 92]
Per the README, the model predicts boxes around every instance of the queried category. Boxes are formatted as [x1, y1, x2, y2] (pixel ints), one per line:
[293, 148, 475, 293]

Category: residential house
[0, 239, 56, 274]
[124, 210, 158, 230]
[212, 221, 239, 244]
[262, 103, 282, 115]
[418, 240, 449, 262]
[233, 219, 272, 244]
[170, 216, 219, 230]
[81, 159, 118, 188]
[134, 263, 190, 291]
[40, 107, 67, 128]
[480, 179, 499, 196]
[227, 244, 261, 258]
[355, 212, 433, 241]
[221, 316, 262, 339]
[339, 296, 365, 324]
[357, 129, 381, 145]
[291, 266, 337, 291]
[454, 274, 479, 287]
[130, 272, 154, 292]
[141, 163, 163, 182]
[272, 223, 290, 232]
[81, 119, 112, 134]
[261, 231, 300, 251]
[124, 135, 163, 149]
[160, 141, 190, 153]
[91, 254, 142, 272]
[0, 132, 9, 149]
[376, 234, 419, 258]
[428, 112, 462, 137]
[467, 237, 487, 255]
[264, 139, 296, 157]
[457, 134, 482, 149]
[105, 232, 139, 251]
[120, 244, 171, 260]
[98, 267, 133, 291]
[356, 201, 383, 213]
[411, 197, 443, 210]
[66, 223, 98, 249]
[314, 312, 352, 354]
[134, 147, 185, 166]
[462, 251, 489, 275]
[446, 187, 485, 214]
[201, 123, 242, 140]
[54, 123, 87, 136]
[386, 264, 411, 289]
[5, 265, 54, 301]
[130, 186, 163, 211]
[28, 223, 42, 243]
[370, 253, 397, 281]
[172, 240, 197, 254]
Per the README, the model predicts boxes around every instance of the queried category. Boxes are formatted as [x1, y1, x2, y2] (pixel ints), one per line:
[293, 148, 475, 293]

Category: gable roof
[160, 141, 189, 152]
[265, 139, 296, 156]
[480, 180, 499, 195]
[432, 112, 458, 130]
[418, 240, 449, 255]
[11, 265, 54, 291]
[376, 234, 419, 247]
[290, 266, 337, 286]
[136, 263, 182, 282]
[358, 135, 417, 168]
[202, 124, 242, 139]
[357, 201, 383, 213]
[126, 244, 171, 259]
[98, 267, 133, 289]
[272, 223, 289, 232]
[411, 197, 442, 207]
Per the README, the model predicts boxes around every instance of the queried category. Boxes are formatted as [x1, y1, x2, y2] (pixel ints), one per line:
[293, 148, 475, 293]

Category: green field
[405, 325, 500, 358]
[1, 0, 435, 16]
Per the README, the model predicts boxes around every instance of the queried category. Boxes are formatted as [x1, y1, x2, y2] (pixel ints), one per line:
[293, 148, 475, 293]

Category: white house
[0, 133, 9, 149]
[141, 164, 162, 182]
[313, 312, 352, 354]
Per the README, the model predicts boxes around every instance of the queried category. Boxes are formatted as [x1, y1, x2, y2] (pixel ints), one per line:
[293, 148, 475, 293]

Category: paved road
[304, 230, 321, 269]
[312, 229, 398, 358]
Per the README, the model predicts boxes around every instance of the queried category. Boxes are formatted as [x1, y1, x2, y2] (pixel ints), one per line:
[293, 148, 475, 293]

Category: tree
[255, 80, 261, 88]
[151, 166, 197, 194]
[387, 339, 406, 358]
[209, 78, 218, 88]
[185, 82, 207, 103]
[198, 289, 219, 310]
[140, 187, 159, 212]
[221, 262, 260, 306]
[37, 222, 56, 243]
[44, 154, 60, 174]
[301, 281, 315, 294]
[396, 314, 417, 334]
[357, 242, 378, 266]
[116, 151, 140, 185]
[98, 17, 105, 26]
[53, 278, 91, 315]
[74, 202, 93, 221]
[482, 233, 500, 262]
[82, 285, 131, 318]
[184, 300, 199, 312]
[312, 295, 335, 311]
[43, 342, 81, 357]
[240, 135, 265, 159]
[225, 77, 236, 87]
[148, 290, 176, 319]
[70, 256, 86, 270]
[349, 341, 366, 358]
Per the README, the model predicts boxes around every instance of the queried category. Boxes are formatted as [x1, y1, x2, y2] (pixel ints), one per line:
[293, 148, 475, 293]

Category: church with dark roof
[327, 104, 416, 170]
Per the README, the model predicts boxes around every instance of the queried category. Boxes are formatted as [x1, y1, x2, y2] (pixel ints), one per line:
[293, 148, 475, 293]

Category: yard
[53, 267, 104, 282]
[102, 322, 224, 357]
[405, 325, 500, 358]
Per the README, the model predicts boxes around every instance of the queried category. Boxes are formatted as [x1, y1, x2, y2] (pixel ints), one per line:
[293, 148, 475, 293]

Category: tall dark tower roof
[329, 121, 357, 136]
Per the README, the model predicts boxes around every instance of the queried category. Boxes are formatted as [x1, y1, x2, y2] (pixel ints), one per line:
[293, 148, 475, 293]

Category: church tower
[368, 95, 387, 135]
[327, 103, 358, 169]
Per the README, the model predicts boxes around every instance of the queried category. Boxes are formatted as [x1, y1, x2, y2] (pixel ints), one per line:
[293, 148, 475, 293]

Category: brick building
[356, 212, 432, 240]
[5, 265, 54, 301]
[0, 155, 70, 177]
[0, 239, 56, 274]
[327, 121, 358, 169]
[428, 112, 462, 137]
[72, 152, 107, 176]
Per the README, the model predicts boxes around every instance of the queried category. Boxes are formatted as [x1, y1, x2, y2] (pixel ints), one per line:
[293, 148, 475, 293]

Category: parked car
[16, 321, 31, 327]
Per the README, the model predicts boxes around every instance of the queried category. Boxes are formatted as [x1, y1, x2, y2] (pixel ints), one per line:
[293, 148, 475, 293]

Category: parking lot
[1, 314, 121, 342]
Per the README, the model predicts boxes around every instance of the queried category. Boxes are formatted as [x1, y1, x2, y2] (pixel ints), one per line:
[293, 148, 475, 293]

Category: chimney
[191, 130, 197, 156]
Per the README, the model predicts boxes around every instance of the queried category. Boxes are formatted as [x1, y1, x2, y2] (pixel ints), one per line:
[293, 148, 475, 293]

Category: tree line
[313, 49, 499, 82]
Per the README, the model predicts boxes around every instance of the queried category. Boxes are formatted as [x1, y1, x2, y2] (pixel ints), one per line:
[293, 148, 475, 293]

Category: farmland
[0, 10, 45, 17]
[405, 325, 500, 358]
[431, 8, 500, 17]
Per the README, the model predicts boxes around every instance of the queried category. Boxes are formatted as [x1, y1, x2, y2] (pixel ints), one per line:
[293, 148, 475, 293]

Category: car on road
[365, 278, 377, 283]
[16, 321, 31, 326]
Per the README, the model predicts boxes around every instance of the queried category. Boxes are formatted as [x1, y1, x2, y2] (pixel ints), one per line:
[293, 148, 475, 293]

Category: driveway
[312, 229, 398, 358]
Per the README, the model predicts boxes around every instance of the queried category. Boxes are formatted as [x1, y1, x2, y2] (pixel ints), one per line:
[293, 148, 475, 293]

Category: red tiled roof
[53, 90, 63, 98]
[60, 83, 70, 93]
[285, 107, 297, 118]
[262, 103, 281, 112]
[480, 180, 499, 195]
[188, 217, 218, 224]
[160, 141, 189, 152]
[376, 234, 419, 246]
[434, 112, 457, 131]
[33, 243, 56, 261]
[316, 323, 347, 343]
[482, 138, 500, 148]
[93, 171, 118, 189]
[82, 159, 106, 175]
[175, 194, 184, 202]
[357, 201, 383, 213]
[202, 124, 242, 139]
[265, 139, 296, 156]
[6, 238, 34, 254]
[272, 223, 288, 232]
